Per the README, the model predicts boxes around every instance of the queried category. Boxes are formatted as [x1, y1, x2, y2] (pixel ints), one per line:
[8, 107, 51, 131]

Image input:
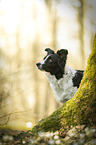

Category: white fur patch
[46, 66, 77, 103]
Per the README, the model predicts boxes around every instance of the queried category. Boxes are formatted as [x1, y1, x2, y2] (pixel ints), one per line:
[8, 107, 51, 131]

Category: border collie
[36, 48, 84, 103]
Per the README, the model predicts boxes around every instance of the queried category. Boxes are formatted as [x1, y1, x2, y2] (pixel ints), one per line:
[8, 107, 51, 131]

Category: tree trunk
[32, 34, 96, 133]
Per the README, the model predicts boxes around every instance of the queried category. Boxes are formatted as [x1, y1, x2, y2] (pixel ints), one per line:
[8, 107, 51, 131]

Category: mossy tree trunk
[32, 34, 96, 133]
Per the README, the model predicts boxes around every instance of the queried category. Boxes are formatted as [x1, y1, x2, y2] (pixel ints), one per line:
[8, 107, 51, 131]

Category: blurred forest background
[0, 0, 96, 130]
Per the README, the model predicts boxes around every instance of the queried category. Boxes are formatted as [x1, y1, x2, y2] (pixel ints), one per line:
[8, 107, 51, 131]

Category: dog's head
[36, 48, 68, 79]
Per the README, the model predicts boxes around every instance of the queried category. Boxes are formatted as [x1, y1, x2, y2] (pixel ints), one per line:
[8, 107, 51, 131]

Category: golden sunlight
[26, 122, 33, 128]
[28, 95, 35, 107]
[0, 0, 95, 130]
[0, 0, 21, 34]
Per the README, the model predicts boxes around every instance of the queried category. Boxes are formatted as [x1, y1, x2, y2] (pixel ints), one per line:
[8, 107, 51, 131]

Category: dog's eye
[49, 59, 52, 63]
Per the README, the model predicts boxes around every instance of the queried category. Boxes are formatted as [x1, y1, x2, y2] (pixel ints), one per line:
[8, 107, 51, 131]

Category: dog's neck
[46, 65, 76, 81]
[45, 65, 77, 103]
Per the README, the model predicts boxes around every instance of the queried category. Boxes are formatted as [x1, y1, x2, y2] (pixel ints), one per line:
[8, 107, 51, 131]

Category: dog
[36, 48, 84, 103]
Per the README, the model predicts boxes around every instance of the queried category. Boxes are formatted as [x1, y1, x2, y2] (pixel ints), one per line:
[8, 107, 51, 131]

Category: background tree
[78, 0, 85, 67]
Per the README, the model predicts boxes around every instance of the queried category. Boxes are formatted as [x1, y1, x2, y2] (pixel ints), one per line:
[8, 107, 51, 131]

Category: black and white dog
[36, 48, 84, 103]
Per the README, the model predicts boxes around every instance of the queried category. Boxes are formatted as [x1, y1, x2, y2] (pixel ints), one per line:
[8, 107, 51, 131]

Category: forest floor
[0, 125, 96, 145]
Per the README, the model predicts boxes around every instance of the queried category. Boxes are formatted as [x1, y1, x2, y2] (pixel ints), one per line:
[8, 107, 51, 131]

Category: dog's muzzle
[36, 62, 44, 70]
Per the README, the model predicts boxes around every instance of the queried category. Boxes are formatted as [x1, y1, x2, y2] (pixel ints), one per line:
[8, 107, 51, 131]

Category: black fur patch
[72, 70, 84, 88]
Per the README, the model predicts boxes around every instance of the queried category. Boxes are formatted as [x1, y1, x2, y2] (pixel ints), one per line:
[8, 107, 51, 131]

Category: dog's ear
[57, 49, 68, 74]
[57, 49, 68, 59]
[45, 48, 55, 55]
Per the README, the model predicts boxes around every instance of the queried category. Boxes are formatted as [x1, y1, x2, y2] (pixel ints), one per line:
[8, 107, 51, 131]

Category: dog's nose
[36, 62, 41, 67]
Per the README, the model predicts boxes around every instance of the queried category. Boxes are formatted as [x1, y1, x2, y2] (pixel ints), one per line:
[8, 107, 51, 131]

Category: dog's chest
[46, 66, 77, 103]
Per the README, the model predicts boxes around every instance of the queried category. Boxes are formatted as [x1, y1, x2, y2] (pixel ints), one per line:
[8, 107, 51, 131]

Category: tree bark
[32, 34, 96, 133]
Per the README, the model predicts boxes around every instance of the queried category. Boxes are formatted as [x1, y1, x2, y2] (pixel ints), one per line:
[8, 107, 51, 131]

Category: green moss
[32, 34, 96, 133]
